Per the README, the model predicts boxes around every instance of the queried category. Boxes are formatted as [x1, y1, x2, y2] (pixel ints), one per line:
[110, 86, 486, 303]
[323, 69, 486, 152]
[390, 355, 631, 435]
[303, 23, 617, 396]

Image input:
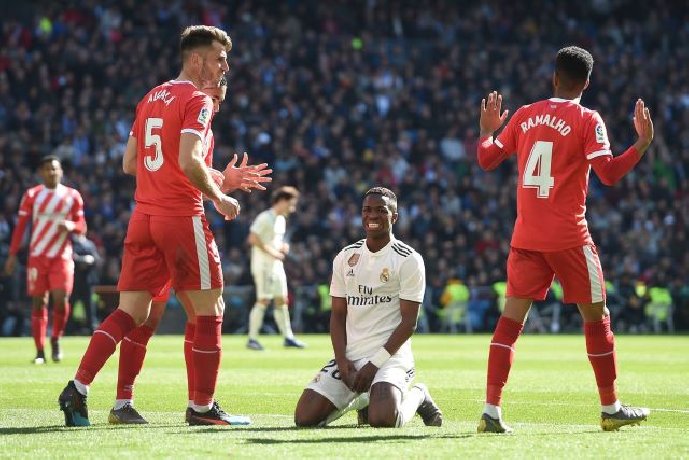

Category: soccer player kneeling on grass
[294, 187, 442, 428]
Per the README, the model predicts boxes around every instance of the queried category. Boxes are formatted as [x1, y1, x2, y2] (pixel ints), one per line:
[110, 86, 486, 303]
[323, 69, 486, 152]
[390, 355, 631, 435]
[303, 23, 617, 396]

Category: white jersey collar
[549, 97, 581, 105]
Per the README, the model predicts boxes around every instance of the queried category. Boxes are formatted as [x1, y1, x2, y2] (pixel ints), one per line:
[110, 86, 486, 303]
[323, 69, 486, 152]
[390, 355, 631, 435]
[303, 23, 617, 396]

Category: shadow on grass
[0, 424, 180, 435]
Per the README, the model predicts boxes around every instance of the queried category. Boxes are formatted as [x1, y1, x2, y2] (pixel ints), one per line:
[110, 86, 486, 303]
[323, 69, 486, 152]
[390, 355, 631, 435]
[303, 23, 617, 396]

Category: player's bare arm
[3, 254, 17, 275]
[633, 98, 654, 154]
[222, 152, 273, 193]
[179, 132, 240, 220]
[247, 232, 285, 260]
[330, 296, 356, 389]
[591, 100, 655, 186]
[480, 90, 510, 137]
[351, 299, 420, 394]
[122, 136, 137, 175]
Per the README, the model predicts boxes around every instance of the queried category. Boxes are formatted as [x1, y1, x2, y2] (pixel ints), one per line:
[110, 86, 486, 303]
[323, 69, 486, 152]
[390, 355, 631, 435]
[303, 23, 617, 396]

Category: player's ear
[391, 212, 399, 225]
[552, 72, 558, 90]
[582, 78, 590, 91]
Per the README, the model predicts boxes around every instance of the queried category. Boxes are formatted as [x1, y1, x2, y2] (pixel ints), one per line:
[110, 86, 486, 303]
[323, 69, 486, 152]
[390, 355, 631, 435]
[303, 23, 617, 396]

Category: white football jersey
[330, 236, 426, 361]
[250, 208, 286, 273]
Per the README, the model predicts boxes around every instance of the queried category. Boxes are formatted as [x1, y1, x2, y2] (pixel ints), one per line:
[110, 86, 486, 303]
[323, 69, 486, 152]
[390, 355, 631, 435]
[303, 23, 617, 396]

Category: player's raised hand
[222, 152, 273, 193]
[480, 91, 509, 136]
[213, 195, 241, 221]
[633, 99, 654, 154]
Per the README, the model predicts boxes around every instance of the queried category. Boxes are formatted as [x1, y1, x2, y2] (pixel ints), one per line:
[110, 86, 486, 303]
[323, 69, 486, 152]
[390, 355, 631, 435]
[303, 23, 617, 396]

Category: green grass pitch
[1, 334, 688, 459]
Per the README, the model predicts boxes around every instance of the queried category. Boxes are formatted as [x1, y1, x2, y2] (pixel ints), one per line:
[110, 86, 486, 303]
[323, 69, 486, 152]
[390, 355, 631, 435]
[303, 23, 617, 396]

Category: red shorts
[26, 256, 75, 296]
[117, 211, 222, 296]
[506, 244, 606, 304]
[153, 280, 172, 303]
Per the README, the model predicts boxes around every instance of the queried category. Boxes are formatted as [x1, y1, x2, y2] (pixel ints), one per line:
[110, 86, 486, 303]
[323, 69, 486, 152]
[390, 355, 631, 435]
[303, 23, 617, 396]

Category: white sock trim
[73, 379, 89, 396]
[94, 329, 117, 345]
[601, 400, 622, 414]
[114, 399, 132, 410]
[484, 403, 502, 419]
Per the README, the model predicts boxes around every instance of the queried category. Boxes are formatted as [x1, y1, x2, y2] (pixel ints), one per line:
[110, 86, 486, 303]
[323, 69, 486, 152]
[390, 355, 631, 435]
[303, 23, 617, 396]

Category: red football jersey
[10, 184, 85, 260]
[130, 80, 214, 216]
[494, 98, 611, 251]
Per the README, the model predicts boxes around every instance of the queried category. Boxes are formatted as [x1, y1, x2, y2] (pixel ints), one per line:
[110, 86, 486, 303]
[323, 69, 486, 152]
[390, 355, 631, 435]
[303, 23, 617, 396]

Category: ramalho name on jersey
[495, 98, 612, 251]
[17, 184, 84, 260]
[330, 236, 425, 361]
[130, 80, 215, 216]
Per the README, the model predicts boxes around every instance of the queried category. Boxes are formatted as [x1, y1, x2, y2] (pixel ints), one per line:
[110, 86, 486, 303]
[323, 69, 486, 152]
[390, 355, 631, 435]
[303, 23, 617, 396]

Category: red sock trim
[51, 302, 71, 339]
[184, 322, 196, 401]
[486, 316, 524, 406]
[584, 316, 618, 405]
[32, 309, 48, 352]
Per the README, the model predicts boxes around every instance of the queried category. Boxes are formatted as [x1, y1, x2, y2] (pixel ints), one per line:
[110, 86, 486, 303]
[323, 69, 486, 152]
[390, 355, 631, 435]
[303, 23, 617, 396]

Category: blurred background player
[246, 186, 305, 350]
[294, 187, 442, 428]
[476, 46, 654, 433]
[109, 78, 271, 424]
[4, 156, 86, 364]
[58, 25, 250, 427]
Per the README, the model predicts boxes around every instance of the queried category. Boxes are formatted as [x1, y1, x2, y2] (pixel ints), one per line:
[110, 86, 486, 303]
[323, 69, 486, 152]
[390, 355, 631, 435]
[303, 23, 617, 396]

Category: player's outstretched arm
[222, 153, 273, 193]
[480, 91, 509, 137]
[592, 100, 654, 186]
[632, 98, 654, 155]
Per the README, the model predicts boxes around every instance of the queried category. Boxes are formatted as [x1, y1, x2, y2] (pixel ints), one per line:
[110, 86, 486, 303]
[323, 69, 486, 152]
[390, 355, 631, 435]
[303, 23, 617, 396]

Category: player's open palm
[633, 99, 654, 152]
[223, 153, 273, 192]
[213, 195, 241, 220]
[480, 91, 509, 136]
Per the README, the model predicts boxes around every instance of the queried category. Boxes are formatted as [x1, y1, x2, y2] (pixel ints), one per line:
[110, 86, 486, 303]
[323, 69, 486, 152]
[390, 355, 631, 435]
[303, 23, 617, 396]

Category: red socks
[584, 316, 618, 405]
[116, 325, 155, 400]
[184, 322, 196, 401]
[32, 309, 48, 352]
[486, 316, 523, 406]
[75, 309, 136, 385]
[51, 302, 71, 339]
[192, 316, 222, 406]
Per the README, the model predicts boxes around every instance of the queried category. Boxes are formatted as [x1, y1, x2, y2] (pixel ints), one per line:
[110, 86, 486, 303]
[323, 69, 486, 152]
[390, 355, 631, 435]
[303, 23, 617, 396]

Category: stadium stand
[1, 1, 687, 334]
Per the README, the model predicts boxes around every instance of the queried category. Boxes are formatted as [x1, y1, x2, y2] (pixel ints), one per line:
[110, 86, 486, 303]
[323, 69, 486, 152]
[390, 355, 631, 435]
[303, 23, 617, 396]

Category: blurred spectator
[1, 1, 687, 333]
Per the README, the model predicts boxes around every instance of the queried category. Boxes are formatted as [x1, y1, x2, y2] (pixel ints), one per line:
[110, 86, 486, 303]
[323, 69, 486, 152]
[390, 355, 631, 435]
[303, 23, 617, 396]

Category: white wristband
[369, 348, 391, 368]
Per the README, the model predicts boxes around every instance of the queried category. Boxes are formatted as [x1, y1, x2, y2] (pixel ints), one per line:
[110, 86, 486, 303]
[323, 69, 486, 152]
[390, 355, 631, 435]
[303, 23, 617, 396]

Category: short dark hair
[38, 155, 60, 168]
[271, 186, 300, 204]
[364, 187, 398, 214]
[555, 46, 594, 89]
[180, 25, 232, 62]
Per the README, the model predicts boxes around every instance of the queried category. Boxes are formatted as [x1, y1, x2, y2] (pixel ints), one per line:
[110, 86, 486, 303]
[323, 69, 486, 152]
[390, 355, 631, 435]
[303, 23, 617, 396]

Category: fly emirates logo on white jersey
[347, 284, 393, 307]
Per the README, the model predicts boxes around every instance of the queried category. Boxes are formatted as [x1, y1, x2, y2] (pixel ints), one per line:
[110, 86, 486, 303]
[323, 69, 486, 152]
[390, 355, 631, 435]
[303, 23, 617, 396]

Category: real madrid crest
[380, 268, 390, 283]
[347, 253, 360, 267]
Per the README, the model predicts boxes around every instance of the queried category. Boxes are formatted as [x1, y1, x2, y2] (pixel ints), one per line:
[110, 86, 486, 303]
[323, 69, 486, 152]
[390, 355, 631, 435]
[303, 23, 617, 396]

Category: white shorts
[305, 354, 415, 410]
[252, 265, 287, 300]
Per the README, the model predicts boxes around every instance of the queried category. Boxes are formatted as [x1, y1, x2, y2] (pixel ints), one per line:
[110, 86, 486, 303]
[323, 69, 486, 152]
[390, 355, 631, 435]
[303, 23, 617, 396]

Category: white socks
[483, 403, 502, 419]
[74, 379, 89, 396]
[273, 305, 294, 339]
[114, 399, 132, 410]
[321, 393, 370, 427]
[601, 400, 622, 414]
[192, 402, 213, 413]
[248, 304, 266, 340]
[397, 386, 425, 427]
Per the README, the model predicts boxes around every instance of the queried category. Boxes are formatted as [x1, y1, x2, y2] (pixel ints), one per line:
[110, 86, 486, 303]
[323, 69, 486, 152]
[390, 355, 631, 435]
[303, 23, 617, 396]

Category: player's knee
[293, 410, 322, 427]
[368, 409, 398, 428]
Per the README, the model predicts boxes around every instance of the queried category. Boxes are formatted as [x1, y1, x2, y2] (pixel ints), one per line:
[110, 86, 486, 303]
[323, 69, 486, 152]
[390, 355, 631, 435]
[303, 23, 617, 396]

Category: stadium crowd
[1, 0, 688, 335]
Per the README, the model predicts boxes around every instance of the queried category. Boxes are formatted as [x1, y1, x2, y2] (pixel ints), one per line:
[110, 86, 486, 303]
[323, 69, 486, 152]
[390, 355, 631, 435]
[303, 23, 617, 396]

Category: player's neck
[366, 234, 391, 253]
[552, 90, 582, 101]
[175, 71, 202, 89]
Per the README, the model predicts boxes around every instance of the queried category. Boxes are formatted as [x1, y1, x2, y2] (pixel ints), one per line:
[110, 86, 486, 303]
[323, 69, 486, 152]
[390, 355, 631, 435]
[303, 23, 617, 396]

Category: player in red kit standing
[4, 156, 86, 364]
[476, 46, 654, 433]
[59, 25, 250, 427]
